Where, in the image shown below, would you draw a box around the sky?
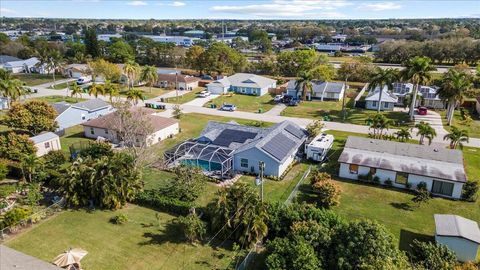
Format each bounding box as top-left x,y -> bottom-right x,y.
0,0 -> 479,20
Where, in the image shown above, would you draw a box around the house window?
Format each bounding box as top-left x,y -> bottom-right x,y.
349,164 -> 358,174
252,89 -> 257,95
370,168 -> 376,175
241,88 -> 246,93
372,101 -> 377,107
395,172 -> 408,185
104,129 -> 109,134
383,102 -> 389,108
90,127 -> 95,135
240,158 -> 248,168
44,142 -> 50,148
431,180 -> 454,197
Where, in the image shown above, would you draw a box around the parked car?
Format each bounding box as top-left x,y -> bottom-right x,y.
282,94 -> 294,104
201,74 -> 213,80
288,99 -> 300,106
76,76 -> 91,85
221,103 -> 237,111
418,106 -> 428,115
274,94 -> 283,103
198,91 -> 211,98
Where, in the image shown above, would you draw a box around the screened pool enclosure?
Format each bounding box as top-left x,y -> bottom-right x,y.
164,140 -> 234,178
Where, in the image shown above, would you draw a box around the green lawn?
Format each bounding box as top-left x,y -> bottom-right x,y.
119,86 -> 173,100
204,93 -> 276,113
12,74 -> 65,86
165,88 -> 205,104
297,129 -> 480,252
59,125 -> 92,155
48,82 -> 70,90
440,108 -> 480,138
5,205 -> 235,270
33,95 -> 86,104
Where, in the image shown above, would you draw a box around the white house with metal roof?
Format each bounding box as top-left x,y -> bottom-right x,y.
165,120 -> 307,178
286,80 -> 346,101
434,214 -> 480,262
53,99 -> 113,130
30,132 -> 61,157
338,136 -> 467,199
364,86 -> 398,111
2,57 -> 47,74
206,73 -> 277,96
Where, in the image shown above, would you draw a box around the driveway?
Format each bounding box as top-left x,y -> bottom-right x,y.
414,110 -> 449,137
183,94 -> 219,107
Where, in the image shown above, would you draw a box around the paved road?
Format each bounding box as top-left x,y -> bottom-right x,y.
26,83 -> 480,148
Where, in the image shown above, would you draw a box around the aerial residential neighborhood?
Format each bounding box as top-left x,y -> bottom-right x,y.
0,1 -> 479,269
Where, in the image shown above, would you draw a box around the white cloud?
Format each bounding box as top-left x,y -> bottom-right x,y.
0,8 -> 17,14
126,1 -> 148,6
358,2 -> 401,11
210,0 -> 351,18
156,1 -> 186,7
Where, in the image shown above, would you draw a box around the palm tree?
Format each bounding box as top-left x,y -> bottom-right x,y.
21,154 -> 42,183
295,71 -> 313,101
140,65 -> 158,93
69,83 -> 83,101
88,83 -> 105,98
37,49 -> 64,88
400,56 -> 436,120
443,126 -> 469,149
126,89 -> 144,105
103,80 -> 119,103
123,61 -> 140,90
438,69 -> 472,126
0,78 -> 26,106
368,68 -> 399,113
366,114 -> 393,139
395,127 -> 412,142
415,121 -> 437,145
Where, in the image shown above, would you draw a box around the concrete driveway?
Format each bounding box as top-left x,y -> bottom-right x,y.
183,94 -> 219,107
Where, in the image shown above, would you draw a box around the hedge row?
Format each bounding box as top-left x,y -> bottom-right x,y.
134,190 -> 194,216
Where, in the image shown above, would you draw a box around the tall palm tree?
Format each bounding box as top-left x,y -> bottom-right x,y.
140,65 -> 158,93
103,80 -> 119,103
126,89 -> 144,105
400,56 -> 436,121
368,68 -> 399,113
295,71 -> 313,101
69,83 -> 83,101
443,126 -> 469,149
88,83 -> 105,98
415,121 -> 437,145
395,127 -> 412,142
438,69 -> 472,126
366,114 -> 393,139
123,61 -> 140,90
37,49 -> 64,88
0,78 -> 26,106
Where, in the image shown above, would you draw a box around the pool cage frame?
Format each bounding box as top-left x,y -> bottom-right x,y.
164,140 -> 234,178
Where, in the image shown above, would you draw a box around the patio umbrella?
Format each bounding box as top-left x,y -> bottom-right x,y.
52,248 -> 88,268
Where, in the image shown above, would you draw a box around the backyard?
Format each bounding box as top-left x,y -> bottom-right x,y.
204,93 -> 275,113
12,74 -> 65,86
119,86 -> 172,100
164,88 -> 205,104
440,107 -> 480,138
33,95 -> 86,104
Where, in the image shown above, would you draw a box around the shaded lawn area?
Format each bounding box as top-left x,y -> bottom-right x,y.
440,108 -> 480,138
5,205 -> 235,270
59,125 -> 92,155
12,74 -> 65,86
33,95 -> 87,104
237,163 -> 310,203
297,129 -> 480,252
119,86 -> 172,100
282,96 -> 411,126
166,87 -> 205,104
204,93 -> 275,113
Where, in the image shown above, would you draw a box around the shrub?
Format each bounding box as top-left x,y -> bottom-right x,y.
417,181 -> 427,190
309,170 -> 331,185
0,160 -> 8,180
0,184 -> 17,198
461,181 -> 478,202
405,182 -> 412,189
372,176 -> 380,185
410,240 -> 457,270
110,213 -> 129,225
78,141 -> 113,159
176,213 -> 206,243
384,179 -> 393,186
312,180 -> 341,208
43,150 -> 67,168
1,207 -> 32,229
135,190 -> 194,216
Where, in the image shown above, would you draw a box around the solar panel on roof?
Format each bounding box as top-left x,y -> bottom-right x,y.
212,129 -> 257,147
261,133 -> 296,161
285,124 -> 304,139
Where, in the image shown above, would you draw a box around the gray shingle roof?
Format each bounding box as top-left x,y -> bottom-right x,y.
52,102 -> 70,115
0,55 -> 21,64
435,214 -> 480,244
338,136 -> 467,182
0,245 -> 62,270
287,80 -> 345,94
30,132 -> 59,144
213,73 -> 276,89
72,98 -> 110,111
365,87 -> 398,103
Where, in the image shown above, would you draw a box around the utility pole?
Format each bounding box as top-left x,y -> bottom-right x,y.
259,161 -> 265,202
342,75 -> 349,122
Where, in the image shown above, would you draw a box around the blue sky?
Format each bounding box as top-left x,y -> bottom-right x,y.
1,1 -> 479,20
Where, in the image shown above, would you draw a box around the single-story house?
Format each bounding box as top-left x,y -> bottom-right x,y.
82,108 -> 179,147
3,57 -> 46,74
434,214 -> 480,262
0,55 -> 21,69
155,73 -> 201,91
165,120 -> 307,178
365,86 -> 398,111
338,136 -> 467,199
285,80 -> 346,101
206,73 -> 277,96
476,96 -> 480,115
392,83 -> 445,109
53,98 -> 113,130
0,245 -> 62,270
63,63 -> 89,78
30,132 -> 61,157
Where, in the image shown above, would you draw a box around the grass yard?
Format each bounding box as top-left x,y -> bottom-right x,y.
165,88 -> 205,104
5,205 -> 235,270
12,74 -> 65,86
33,95 -> 86,104
297,129 -> 480,252
59,125 -> 92,155
238,163 -> 310,203
440,108 -> 480,138
119,86 -> 173,100
48,82 -> 70,90
204,93 -> 275,113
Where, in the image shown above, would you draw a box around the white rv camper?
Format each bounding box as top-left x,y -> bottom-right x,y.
305,133 -> 334,162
